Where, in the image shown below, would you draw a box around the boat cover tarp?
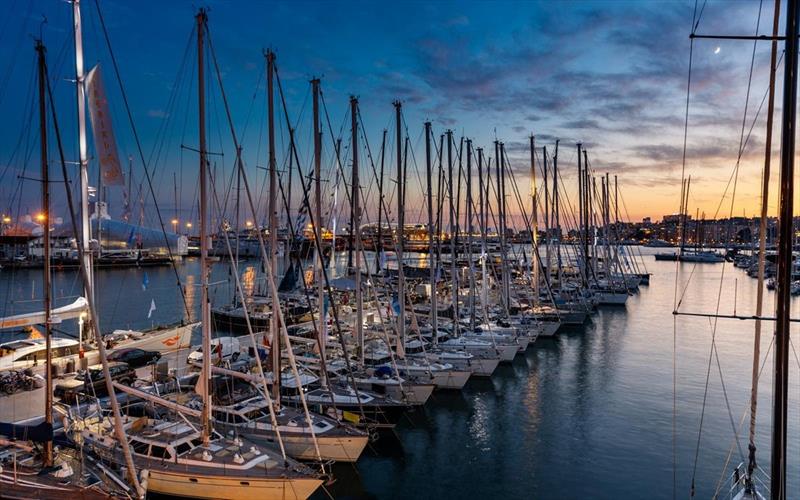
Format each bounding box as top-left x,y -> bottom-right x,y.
0,421 -> 53,443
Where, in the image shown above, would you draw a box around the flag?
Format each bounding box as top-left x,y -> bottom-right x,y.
142,272 -> 150,291
148,299 -> 156,318
86,65 -> 124,186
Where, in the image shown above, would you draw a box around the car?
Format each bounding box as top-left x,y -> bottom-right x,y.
54,361 -> 135,403
108,348 -> 161,368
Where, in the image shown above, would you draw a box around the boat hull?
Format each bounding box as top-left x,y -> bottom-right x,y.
240,431 -> 369,463
145,469 -> 322,500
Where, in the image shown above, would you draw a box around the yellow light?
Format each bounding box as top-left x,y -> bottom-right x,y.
186,222 -> 193,228
171,219 -> 179,225
2,216 -> 10,224
35,213 -> 46,222
245,221 -> 253,228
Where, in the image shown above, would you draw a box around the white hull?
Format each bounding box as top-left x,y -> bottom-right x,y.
596,292 -> 628,305
244,432 -> 368,463
430,369 -> 471,389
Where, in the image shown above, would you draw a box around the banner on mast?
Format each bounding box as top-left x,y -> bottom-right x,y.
86,65 -> 125,186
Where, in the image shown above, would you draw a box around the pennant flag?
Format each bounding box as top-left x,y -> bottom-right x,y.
147,299 -> 156,318
86,65 -> 124,186
142,272 -> 150,291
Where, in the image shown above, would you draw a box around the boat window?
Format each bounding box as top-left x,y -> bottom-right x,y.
175,442 -> 193,455
150,445 -> 170,459
130,440 -> 149,455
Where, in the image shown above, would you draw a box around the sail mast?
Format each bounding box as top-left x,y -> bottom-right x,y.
266,49 -> 280,404
376,130 -> 387,271
772,0 -> 799,496
394,101 -> 405,348
425,122 -> 437,339
466,140 -> 475,331
531,136 -> 539,301
72,0 -> 92,358
351,96 -> 364,367
749,0 -> 781,480
312,78 -> 325,385
448,131 -> 457,333
196,8 -> 212,446
35,39 -> 53,468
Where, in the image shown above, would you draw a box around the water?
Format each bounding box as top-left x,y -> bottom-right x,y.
2,247 -> 799,498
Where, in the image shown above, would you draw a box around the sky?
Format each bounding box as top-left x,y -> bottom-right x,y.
0,0 -> 785,232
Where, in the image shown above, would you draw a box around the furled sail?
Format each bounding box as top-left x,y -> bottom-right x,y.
0,297 -> 88,330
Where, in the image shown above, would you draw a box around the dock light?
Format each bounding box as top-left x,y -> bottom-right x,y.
171,219 -> 179,225
35,213 -> 46,223
2,216 -> 10,223
245,221 -> 253,228
186,222 -> 193,228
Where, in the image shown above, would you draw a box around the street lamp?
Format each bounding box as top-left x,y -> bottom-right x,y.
171,219 -> 179,232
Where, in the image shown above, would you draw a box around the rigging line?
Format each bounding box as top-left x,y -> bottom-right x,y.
92,0 -> 192,319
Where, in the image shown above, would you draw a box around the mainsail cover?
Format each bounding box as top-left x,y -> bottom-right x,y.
0,297 -> 88,330
86,64 -> 125,186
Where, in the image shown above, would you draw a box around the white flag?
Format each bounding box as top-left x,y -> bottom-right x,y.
148,299 -> 156,318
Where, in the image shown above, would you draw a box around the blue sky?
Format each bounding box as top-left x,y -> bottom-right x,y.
0,0 -> 781,230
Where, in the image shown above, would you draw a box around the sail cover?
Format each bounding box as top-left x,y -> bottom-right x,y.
86,64 -> 125,186
0,297 -> 88,330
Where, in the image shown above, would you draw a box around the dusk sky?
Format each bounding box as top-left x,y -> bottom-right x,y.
0,0 -> 781,230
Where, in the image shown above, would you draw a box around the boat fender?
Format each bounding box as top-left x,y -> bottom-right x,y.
233,437 -> 243,447
139,469 -> 150,492
202,450 -> 213,462
233,453 -> 244,464
250,446 -> 260,455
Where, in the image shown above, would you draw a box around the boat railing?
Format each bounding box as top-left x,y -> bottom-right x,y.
724,462 -> 769,499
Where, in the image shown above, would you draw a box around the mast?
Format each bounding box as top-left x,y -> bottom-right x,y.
553,140 -> 562,289
577,143 -> 587,287
584,149 -> 591,282
749,0 -> 781,482
478,148 -> 488,319
543,146 -> 550,280
500,142 -> 510,312
466,139 -> 475,330
494,140 -> 503,308
36,39 -> 53,468
312,78 -> 326,385
772,0 -> 799,496
351,96 -> 364,366
447,130 -> 457,333
266,49 -> 280,404
196,9 -> 212,446
72,0 -> 92,357
394,101 -> 405,348
376,130 -> 387,271
531,136 -> 539,301
425,122 -> 437,339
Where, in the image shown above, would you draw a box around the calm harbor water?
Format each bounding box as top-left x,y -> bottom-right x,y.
1,247 -> 799,499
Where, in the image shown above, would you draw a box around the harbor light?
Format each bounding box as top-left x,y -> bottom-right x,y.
2,216 -> 10,223
245,221 -> 253,228
186,222 -> 193,229
35,213 -> 46,222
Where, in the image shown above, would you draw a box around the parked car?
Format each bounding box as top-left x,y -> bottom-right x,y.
54,361 -> 135,403
187,337 -> 241,366
108,348 -> 161,368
